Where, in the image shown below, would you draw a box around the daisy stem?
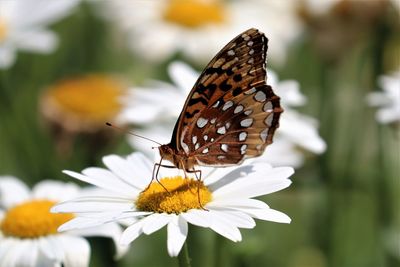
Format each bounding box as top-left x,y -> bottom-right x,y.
177,241 -> 192,267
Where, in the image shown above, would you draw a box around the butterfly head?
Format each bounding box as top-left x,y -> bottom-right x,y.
159,144 -> 196,170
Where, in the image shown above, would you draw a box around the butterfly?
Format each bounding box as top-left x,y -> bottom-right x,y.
157,28 -> 283,179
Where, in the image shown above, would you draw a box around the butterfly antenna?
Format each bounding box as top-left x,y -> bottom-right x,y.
105,122 -> 162,146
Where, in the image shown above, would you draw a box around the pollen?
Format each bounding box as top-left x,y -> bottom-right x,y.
136,176 -> 212,214
0,200 -> 74,238
41,75 -> 125,131
0,18 -> 7,42
163,0 -> 225,28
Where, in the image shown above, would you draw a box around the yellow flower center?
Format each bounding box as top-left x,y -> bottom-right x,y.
136,176 -> 212,214
43,75 -> 124,125
0,200 -> 74,238
163,0 -> 225,28
0,18 -> 7,42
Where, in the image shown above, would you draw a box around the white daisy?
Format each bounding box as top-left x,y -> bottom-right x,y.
367,70 -> 400,125
100,0 -> 302,65
124,61 -> 326,167
52,152 -> 293,257
0,0 -> 80,69
0,176 -> 127,267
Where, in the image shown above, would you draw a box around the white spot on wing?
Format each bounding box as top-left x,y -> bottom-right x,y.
195,143 -> 200,150
240,144 -> 247,154
234,105 -> 244,114
263,101 -> 273,112
210,118 -> 216,124
225,122 -> 231,129
212,101 -> 220,108
203,135 -> 208,141
240,118 -> 253,127
222,101 -> 234,111
192,136 -> 197,144
239,132 -> 247,141
218,155 -> 226,160
210,138 -> 215,142
248,58 -> 254,64
202,148 -> 209,154
244,109 -> 253,115
244,87 -> 256,95
196,117 -> 208,128
260,128 -> 268,142
181,142 -> 189,154
217,126 -> 226,134
227,50 -> 235,56
221,144 -> 228,152
254,91 -> 266,102
247,41 -> 254,46
264,114 -> 273,126
249,49 -> 254,55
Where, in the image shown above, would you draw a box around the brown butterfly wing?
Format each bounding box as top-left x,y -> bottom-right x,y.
170,28 -> 283,166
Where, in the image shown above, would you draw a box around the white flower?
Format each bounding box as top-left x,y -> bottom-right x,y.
52,152 -> 293,257
100,0 -> 302,65
367,70 -> 400,124
0,176 -> 127,267
123,61 -> 326,168
0,0 -> 80,69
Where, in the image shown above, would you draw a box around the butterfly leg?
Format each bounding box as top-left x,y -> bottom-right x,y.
143,158 -> 172,193
186,168 -> 208,211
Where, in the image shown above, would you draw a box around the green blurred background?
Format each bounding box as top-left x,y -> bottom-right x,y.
0,1 -> 399,267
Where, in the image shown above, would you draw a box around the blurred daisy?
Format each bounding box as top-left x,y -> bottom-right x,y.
0,176 -> 126,267
367,70 -> 400,124
52,152 -> 293,257
101,0 -> 302,65
41,74 -> 128,133
0,0 -> 80,69
124,61 -> 326,168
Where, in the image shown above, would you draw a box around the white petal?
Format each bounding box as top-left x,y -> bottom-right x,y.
0,239 -> 39,267
142,213 -> 172,235
168,61 -> 198,92
0,46 -> 16,69
255,138 -> 305,168
32,180 -> 79,202
102,155 -> 144,190
181,209 -> 211,228
279,111 -> 326,154
243,208 -> 291,224
208,198 -> 269,210
63,169 -> 137,197
205,164 -> 255,189
120,220 -> 145,246
14,30 -> 58,53
58,217 -> 109,231
167,216 -> 188,257
52,196 -> 134,214
58,236 -> 90,267
214,178 -> 292,200
11,0 -> 80,28
211,210 -> 255,229
0,176 -> 30,208
208,211 -> 242,242
73,223 -> 128,259
41,236 -> 66,261
212,168 -> 293,200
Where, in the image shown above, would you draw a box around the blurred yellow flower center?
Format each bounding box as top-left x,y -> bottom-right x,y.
45,75 -> 123,123
163,0 -> 225,28
0,18 -> 7,42
0,200 -> 74,238
136,176 -> 212,214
